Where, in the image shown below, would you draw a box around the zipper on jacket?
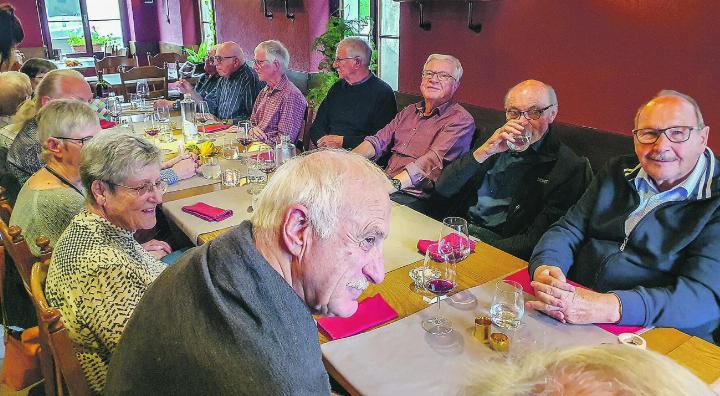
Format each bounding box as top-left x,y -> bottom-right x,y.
619,236 -> 628,252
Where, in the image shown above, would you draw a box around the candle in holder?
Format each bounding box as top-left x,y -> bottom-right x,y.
473,316 -> 492,343
489,332 -> 510,352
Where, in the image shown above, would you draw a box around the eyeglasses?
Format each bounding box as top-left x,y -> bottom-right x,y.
632,126 -> 700,144
505,104 -> 555,121
251,59 -> 270,66
334,56 -> 358,63
420,70 -> 456,82
53,135 -> 94,147
106,179 -> 168,196
212,56 -> 237,64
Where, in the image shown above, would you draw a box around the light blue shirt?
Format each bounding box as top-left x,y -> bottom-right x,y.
624,154 -> 707,235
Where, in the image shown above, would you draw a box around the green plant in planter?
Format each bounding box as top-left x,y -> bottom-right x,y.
308,16 -> 377,107
67,32 -> 84,47
67,29 -> 114,48
186,41 -> 209,65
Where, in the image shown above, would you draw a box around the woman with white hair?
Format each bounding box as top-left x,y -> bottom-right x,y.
10,99 -> 99,253
45,130 -> 172,394
0,71 -> 32,145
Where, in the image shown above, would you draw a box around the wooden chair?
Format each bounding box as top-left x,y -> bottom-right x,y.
94,55 -> 138,75
301,103 -> 316,152
0,220 -> 51,294
119,65 -> 169,99
31,261 -> 92,396
146,52 -> 187,68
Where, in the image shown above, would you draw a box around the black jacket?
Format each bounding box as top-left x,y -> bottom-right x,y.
434,127 -> 592,259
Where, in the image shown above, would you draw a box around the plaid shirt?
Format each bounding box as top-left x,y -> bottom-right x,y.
249,75 -> 307,145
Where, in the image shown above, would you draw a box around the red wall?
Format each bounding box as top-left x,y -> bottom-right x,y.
214,0 -> 328,71
4,0 -> 44,48
399,1 -> 720,150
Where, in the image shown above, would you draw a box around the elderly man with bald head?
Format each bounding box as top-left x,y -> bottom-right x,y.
436,80 -> 591,259
184,41 -> 264,122
528,91 -> 720,344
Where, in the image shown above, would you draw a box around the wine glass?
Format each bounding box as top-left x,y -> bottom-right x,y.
490,279 -> 525,330
195,101 -> 213,142
421,242 -> 456,336
222,136 -> 241,160
107,96 -> 121,122
274,132 -> 296,166
247,144 -> 274,195
439,217 -> 471,264
144,113 -> 160,144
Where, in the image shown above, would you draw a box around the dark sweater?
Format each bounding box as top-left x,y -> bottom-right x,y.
309,74 -> 397,150
104,221 -> 331,395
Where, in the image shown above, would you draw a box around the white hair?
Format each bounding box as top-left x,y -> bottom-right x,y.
37,99 -> 99,161
251,149 -> 390,239
0,71 -> 31,116
634,89 -> 705,129
255,40 -> 290,72
338,37 -> 372,67
424,54 -> 463,81
464,344 -> 713,396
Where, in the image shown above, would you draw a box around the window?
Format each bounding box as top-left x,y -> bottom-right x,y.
199,0 -> 216,44
42,0 -> 126,56
341,0 -> 399,90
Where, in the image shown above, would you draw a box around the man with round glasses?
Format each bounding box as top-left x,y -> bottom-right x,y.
353,53 -> 474,213
528,91 -> 720,345
435,80 -> 592,260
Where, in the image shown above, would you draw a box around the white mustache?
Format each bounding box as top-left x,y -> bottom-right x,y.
347,278 -> 369,291
647,153 -> 677,161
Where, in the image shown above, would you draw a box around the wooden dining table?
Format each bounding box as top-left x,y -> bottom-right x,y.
161,183 -> 720,392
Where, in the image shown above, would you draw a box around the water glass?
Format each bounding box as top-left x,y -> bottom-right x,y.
129,93 -> 143,110
107,96 -> 121,122
136,79 -> 150,99
195,101 -> 213,141
223,137 -> 241,160
440,217 -> 471,263
490,279 -> 525,330
506,129 -> 532,152
221,168 -> 241,187
200,157 -> 221,179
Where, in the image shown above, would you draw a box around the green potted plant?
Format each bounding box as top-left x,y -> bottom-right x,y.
308,16 -> 377,108
67,28 -> 113,53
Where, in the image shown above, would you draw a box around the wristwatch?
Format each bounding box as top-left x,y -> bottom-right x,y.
390,178 -> 402,192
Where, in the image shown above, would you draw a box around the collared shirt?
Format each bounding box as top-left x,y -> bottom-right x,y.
205,64 -> 265,122
249,74 -> 307,145
195,73 -> 220,98
365,100 -> 474,198
624,153 -> 707,235
468,134 -> 548,232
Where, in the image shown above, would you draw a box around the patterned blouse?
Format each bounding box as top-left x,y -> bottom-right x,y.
45,209 -> 167,394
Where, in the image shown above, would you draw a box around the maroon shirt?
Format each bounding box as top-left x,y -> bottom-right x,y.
366,100 -> 475,198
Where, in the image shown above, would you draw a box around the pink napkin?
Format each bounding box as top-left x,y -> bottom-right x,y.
417,233 -> 476,255
198,124 -> 231,133
249,152 -> 274,161
504,269 -> 644,335
317,294 -> 398,340
181,202 -> 233,222
100,119 -> 117,129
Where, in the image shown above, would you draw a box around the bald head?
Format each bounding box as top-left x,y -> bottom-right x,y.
38,69 -> 92,107
635,90 -> 704,129
215,41 -> 245,77
504,79 -> 557,109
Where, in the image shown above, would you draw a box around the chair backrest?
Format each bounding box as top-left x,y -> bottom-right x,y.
119,66 -> 168,99
0,186 -> 12,224
0,220 -> 51,294
31,261 -> 92,396
301,104 -> 316,152
146,52 -> 187,68
94,55 -> 138,75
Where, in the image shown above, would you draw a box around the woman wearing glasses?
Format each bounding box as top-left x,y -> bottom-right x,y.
10,99 -> 100,254
45,130 -> 171,394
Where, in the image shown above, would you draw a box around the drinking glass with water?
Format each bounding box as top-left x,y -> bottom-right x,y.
490,279 -> 525,329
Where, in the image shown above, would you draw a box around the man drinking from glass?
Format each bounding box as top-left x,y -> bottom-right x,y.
528,91 -> 720,345
434,80 -> 591,260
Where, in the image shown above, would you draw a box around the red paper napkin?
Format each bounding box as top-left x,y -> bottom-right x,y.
198,124 -> 231,133
417,233 -> 476,255
100,119 -> 117,129
317,294 -> 398,340
181,202 -> 233,222
249,152 -> 274,161
504,269 -> 645,335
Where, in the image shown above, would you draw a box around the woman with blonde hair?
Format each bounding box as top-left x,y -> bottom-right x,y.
0,71 -> 31,142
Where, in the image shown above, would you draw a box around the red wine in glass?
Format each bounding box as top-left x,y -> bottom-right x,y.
426,278 -> 455,296
259,162 -> 276,174
145,128 -> 159,136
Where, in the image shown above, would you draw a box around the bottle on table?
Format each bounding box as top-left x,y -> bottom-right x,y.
180,94 -> 198,143
95,71 -> 112,98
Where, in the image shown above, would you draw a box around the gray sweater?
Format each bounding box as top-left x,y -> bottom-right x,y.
105,221 -> 331,395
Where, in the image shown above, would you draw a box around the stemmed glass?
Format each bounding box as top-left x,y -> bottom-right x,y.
439,217 -> 471,264
248,144 -> 275,195
237,120 -> 255,165
156,106 -> 175,143
143,113 -> 160,144
136,79 -> 149,106
195,101 -> 213,142
421,242 -> 456,335
106,96 -> 121,123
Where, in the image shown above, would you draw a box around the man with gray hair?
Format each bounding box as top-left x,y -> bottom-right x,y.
353,53 -> 474,213
180,41 -> 264,122
528,90 -> 720,344
310,36 -> 397,150
247,39 -> 306,145
435,80 -> 591,259
105,149 -> 392,394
